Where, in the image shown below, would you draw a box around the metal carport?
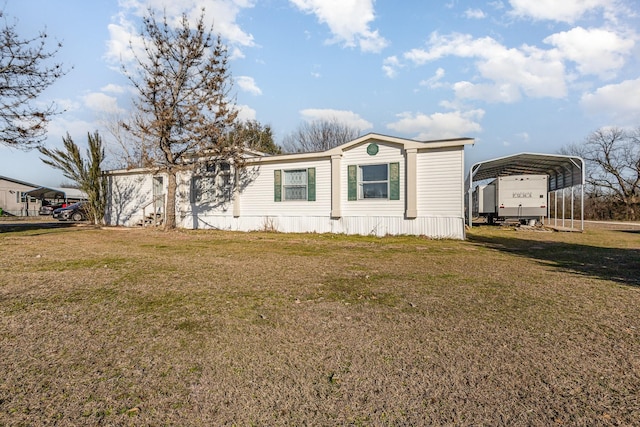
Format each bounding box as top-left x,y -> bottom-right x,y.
466,153 -> 585,230
25,187 -> 67,200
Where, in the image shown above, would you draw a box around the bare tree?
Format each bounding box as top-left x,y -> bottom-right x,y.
281,118 -> 360,153
122,9 -> 240,229
563,127 -> 640,220
0,9 -> 67,148
39,131 -> 107,225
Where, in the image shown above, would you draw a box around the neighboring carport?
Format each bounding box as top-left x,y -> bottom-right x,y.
25,187 -> 66,200
25,186 -> 87,203
466,153 -> 585,230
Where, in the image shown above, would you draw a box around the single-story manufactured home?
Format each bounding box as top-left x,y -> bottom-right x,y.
104,133 -> 474,239
0,175 -> 42,216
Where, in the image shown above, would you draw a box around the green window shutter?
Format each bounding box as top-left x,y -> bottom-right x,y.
307,167 -> 316,201
274,169 -> 282,202
389,162 -> 400,200
348,165 -> 357,201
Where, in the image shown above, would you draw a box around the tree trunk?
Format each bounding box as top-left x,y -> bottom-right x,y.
164,170 -> 177,230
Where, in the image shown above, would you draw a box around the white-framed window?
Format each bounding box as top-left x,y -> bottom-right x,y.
283,169 -> 308,201
18,192 -> 37,203
190,176 -> 217,204
347,162 -> 400,201
359,164 -> 388,199
274,168 -> 316,202
190,162 -> 232,204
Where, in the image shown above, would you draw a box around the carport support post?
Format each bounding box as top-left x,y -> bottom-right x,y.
553,190 -> 558,227
581,183 -> 584,231
571,186 -> 574,229
562,188 -> 566,228
468,186 -> 473,228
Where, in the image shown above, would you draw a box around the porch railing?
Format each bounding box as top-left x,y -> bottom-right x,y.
140,194 -> 165,227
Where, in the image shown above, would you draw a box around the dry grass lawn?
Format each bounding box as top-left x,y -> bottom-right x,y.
1,222 -> 638,425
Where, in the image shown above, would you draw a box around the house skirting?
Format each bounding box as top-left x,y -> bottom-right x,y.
180,214 -> 465,239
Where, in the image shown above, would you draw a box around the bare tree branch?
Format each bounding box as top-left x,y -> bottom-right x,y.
0,9 -> 68,148
281,118 -> 360,153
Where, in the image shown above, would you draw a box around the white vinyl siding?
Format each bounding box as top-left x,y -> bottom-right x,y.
417,147 -> 464,216
239,159 -> 331,216
105,173 -> 158,226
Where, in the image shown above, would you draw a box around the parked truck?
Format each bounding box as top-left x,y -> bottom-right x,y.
473,174 -> 548,224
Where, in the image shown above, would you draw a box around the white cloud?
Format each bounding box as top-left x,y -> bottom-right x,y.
236,104 -> 257,122
382,56 -> 403,78
508,0 -> 616,23
46,117 -> 98,146
453,81 -> 523,103
580,78 -> 640,124
106,1 -> 256,66
299,109 -> 373,131
105,18 -> 139,65
386,109 -> 484,140
55,98 -> 82,113
129,0 -> 256,46
419,68 -> 446,88
83,93 -> 124,114
100,84 -> 127,94
464,8 -> 486,19
236,76 -> 262,95
544,27 -> 635,79
289,0 -> 388,53
405,33 -> 567,101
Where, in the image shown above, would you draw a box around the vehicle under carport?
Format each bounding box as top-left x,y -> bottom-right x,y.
466,153 -> 585,230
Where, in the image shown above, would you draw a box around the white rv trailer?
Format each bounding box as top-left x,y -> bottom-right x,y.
473,174 -> 548,224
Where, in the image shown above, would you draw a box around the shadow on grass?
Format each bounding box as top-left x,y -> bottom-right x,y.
619,230 -> 640,235
467,231 -> 640,287
0,221 -> 83,234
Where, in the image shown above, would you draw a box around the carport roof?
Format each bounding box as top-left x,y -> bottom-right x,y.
25,186 -> 87,200
467,152 -> 584,192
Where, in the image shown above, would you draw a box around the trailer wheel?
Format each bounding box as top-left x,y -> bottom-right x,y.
487,214 -> 495,225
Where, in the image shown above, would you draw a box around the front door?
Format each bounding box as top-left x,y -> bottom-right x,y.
152,176 -> 164,215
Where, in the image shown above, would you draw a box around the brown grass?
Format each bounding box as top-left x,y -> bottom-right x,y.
0,223 -> 638,425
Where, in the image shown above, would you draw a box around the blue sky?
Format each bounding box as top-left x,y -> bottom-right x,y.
2,0 -> 639,187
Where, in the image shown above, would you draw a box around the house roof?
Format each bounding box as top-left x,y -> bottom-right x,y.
0,174 -> 40,188
332,132 -> 474,152
249,133 -> 475,164
467,152 -> 585,192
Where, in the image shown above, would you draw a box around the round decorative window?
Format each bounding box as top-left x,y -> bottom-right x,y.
366,143 -> 379,156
